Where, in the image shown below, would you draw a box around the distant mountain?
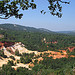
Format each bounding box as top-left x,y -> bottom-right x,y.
38,28 -> 52,33
0,23 -> 54,33
56,31 -> 75,35
1,23 -> 75,35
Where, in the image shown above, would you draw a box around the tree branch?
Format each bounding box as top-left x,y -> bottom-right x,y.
0,16 -> 11,19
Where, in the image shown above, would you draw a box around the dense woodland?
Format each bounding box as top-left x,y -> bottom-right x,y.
0,29 -> 75,52
0,24 -> 75,75
0,57 -> 75,75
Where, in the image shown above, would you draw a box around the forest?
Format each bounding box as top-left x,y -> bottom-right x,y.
0,57 -> 75,75
0,0 -> 74,74
0,24 -> 75,75
0,29 -> 75,52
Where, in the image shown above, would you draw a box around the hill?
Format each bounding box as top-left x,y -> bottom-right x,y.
1,23 -> 75,35
0,41 -> 75,75
0,23 -> 75,52
0,24 -> 75,75
56,31 -> 75,35
0,23 -> 54,33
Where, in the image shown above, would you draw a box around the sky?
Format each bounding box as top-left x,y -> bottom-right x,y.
0,0 -> 75,31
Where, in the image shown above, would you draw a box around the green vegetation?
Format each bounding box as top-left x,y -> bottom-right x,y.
10,56 -> 15,60
15,50 -> 21,56
0,49 -> 7,58
0,24 -> 75,75
32,57 -> 75,75
0,57 -> 75,75
7,60 -> 15,66
69,48 -> 75,55
20,53 -> 34,64
0,0 -> 69,19
0,28 -> 75,52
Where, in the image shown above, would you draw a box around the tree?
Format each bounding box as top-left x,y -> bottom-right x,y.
0,49 -> 7,58
15,50 -> 21,56
0,0 -> 70,19
7,60 -> 15,66
10,56 -> 15,60
32,64 -> 44,72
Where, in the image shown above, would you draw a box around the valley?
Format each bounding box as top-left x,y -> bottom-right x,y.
0,24 -> 75,75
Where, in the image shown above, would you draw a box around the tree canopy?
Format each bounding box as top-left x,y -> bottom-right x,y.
0,0 -> 70,19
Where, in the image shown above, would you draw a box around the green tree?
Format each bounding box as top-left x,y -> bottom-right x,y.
32,64 -> 44,72
0,49 -> 7,58
10,56 -> 15,60
15,50 -> 21,56
0,0 -> 69,19
7,60 -> 15,66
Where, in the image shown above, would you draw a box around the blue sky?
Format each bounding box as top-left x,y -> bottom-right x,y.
0,0 -> 75,31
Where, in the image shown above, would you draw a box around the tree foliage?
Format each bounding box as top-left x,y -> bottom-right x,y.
0,49 -> 7,58
47,0 -> 70,18
0,0 -> 69,19
0,28 -> 75,52
0,57 -> 74,75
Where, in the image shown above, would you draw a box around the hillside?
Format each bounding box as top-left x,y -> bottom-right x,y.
0,42 -> 75,70
0,24 -> 75,75
56,31 -> 75,35
0,24 -> 75,52
1,23 -> 75,35
0,23 -> 54,33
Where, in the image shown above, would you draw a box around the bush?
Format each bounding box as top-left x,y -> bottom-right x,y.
10,56 -> 15,60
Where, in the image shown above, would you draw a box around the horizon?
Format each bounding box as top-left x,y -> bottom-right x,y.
0,0 -> 75,31
0,23 -> 75,32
